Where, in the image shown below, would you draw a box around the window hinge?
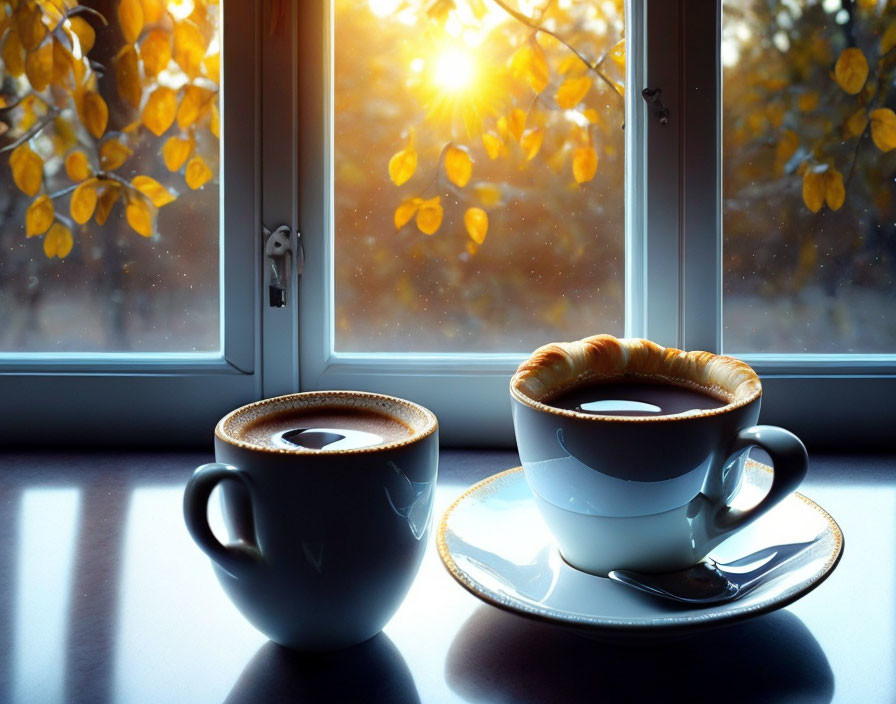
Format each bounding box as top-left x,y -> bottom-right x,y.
263,224 -> 303,308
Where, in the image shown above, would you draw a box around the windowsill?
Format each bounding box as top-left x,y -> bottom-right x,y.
0,448 -> 892,702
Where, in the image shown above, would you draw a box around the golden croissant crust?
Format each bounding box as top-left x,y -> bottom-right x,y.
510,335 -> 761,411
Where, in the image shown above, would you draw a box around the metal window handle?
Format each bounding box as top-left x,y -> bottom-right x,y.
263,224 -> 302,308
642,87 -> 671,125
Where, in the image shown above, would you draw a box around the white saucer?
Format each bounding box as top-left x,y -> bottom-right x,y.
437,461 -> 843,637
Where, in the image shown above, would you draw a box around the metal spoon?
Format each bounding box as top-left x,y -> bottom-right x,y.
607,537 -> 820,605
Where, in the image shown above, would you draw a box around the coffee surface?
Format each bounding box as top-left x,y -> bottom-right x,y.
236,406 -> 414,450
545,379 -> 728,417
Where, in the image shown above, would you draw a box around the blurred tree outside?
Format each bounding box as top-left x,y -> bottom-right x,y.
723,0 -> 896,352
0,0 -> 219,352
3,0 -> 892,356
334,0 -> 627,352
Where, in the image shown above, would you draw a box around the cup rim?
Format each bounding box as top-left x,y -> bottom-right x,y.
215,390 -> 438,454
510,335 -> 762,423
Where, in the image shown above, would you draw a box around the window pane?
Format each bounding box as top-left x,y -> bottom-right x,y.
0,0 -> 220,353
723,0 -> 895,354
333,0 -> 625,353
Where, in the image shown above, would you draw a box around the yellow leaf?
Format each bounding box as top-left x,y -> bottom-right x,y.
507,108 -> 526,142
141,86 -> 177,136
802,168 -> 826,213
555,76 -> 591,109
16,3 -> 46,51
882,21 -> 896,55
70,178 -> 98,224
125,195 -> 154,237
10,144 -> 43,196
173,20 -> 207,78
115,45 -> 142,108
797,91 -> 819,112
473,182 -> 502,207
2,31 -> 25,77
118,0 -> 144,44
140,0 -> 165,24
464,207 -> 488,244
162,136 -> 194,171
69,16 -> 95,54
775,129 -> 799,164
520,127 -> 544,161
95,185 -> 120,226
76,89 -> 109,139
65,150 -> 90,181
415,196 -> 443,236
185,155 -> 212,189
177,84 -> 211,129
100,138 -> 132,170
510,39 -> 549,94
765,102 -> 785,129
572,146 -> 598,184
844,108 -> 868,139
834,48 -> 868,95
43,222 -> 73,258
26,195 -> 54,237
51,39 -> 71,85
210,103 -> 220,138
203,52 -> 219,81
870,108 -> 896,151
482,132 -> 501,159
25,40 -> 53,92
557,54 -> 585,75
825,168 -> 845,211
444,145 -> 473,187
394,197 -> 422,230
140,29 -> 171,77
608,38 -> 625,69
388,143 -> 417,186
132,174 -> 176,207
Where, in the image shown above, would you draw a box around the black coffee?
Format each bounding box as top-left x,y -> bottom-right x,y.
545,379 -> 729,417
237,407 -> 413,450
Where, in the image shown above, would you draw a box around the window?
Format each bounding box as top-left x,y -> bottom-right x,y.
299,0 -> 895,447
3,0 -> 893,447
0,1 -> 260,444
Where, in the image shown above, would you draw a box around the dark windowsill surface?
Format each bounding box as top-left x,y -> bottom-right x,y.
0,449 -> 892,702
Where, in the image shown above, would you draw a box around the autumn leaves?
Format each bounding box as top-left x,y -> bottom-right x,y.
2,0 -> 219,259
800,32 -> 896,214
389,29 -> 620,250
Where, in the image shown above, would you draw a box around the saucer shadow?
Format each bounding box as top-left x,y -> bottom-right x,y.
447,606 -> 833,704
225,633 -> 420,704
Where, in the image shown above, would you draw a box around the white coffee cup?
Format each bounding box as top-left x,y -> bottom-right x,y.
510,335 -> 808,576
183,391 -> 439,651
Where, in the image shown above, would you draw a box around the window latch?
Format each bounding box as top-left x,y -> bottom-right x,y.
263,224 -> 303,308
641,87 -> 671,126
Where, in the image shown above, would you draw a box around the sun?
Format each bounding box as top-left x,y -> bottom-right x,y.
432,48 -> 477,92
415,43 -> 510,137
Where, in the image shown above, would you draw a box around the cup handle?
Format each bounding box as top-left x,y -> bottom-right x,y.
183,462 -> 263,578
712,425 -> 809,538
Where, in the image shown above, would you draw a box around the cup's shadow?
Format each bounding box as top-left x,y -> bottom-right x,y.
446,606 -> 833,703
224,633 -> 420,704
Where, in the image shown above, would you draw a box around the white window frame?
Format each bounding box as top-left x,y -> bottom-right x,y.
0,1 -> 264,445
2,0 -> 891,449
297,0 -> 896,448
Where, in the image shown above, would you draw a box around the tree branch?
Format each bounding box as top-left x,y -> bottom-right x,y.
0,109 -> 61,153
488,0 -> 623,100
